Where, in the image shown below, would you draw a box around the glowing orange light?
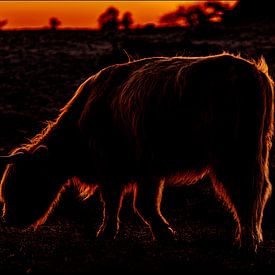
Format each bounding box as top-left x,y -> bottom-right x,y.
0,1 -> 238,30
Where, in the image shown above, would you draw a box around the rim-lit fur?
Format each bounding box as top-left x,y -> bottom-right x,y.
0,53 -> 273,251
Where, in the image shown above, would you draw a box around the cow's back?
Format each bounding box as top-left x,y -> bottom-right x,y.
78,54 -> 267,179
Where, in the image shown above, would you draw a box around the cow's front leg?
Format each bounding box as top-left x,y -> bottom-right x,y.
96,185 -> 124,239
134,177 -> 175,240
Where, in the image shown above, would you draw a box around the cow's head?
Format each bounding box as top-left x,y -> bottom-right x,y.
0,145 -> 68,229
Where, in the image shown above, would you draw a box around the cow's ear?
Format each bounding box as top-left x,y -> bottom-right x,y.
0,152 -> 26,164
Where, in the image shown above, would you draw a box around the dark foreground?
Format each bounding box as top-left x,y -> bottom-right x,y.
1,187 -> 275,274
1,22 -> 275,273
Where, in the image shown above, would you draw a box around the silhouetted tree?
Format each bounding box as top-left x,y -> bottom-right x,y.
98,7 -> 120,31
159,6 -> 187,27
143,23 -> 156,30
186,6 -> 209,29
206,1 -> 233,24
49,17 -> 61,30
160,2 -> 242,29
121,12 -> 133,30
0,19 -> 8,30
160,5 -> 211,29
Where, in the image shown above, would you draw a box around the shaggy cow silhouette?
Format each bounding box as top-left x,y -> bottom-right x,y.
0,53 -> 274,252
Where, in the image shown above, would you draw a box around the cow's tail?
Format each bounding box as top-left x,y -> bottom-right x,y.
255,57 -> 274,237
242,57 -> 274,244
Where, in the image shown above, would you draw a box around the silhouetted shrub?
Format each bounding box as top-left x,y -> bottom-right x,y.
121,12 -> 133,30
98,7 -> 120,31
0,19 -> 8,30
49,17 -> 62,30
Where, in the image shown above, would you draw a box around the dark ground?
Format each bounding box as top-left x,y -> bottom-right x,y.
1,22 -> 275,273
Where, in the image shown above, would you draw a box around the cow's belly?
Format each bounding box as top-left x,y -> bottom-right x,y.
165,167 -> 211,186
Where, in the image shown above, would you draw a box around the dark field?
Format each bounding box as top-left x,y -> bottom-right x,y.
1,22 -> 275,273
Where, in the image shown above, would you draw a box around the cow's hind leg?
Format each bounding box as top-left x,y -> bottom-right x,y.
211,160 -> 267,253
257,138 -> 273,243
134,177 -> 175,240
96,184 -> 124,239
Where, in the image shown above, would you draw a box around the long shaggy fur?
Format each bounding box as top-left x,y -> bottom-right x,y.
0,53 -> 273,251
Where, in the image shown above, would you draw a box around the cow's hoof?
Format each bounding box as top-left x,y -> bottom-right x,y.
153,226 -> 177,242
234,238 -> 259,258
96,227 -> 118,240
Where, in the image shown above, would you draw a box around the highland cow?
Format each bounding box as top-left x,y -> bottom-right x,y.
0,53 -> 274,252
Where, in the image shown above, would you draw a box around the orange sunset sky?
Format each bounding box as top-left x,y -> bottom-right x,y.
0,1 -> 238,30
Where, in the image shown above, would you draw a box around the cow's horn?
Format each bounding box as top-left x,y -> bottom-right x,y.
0,152 -> 25,163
